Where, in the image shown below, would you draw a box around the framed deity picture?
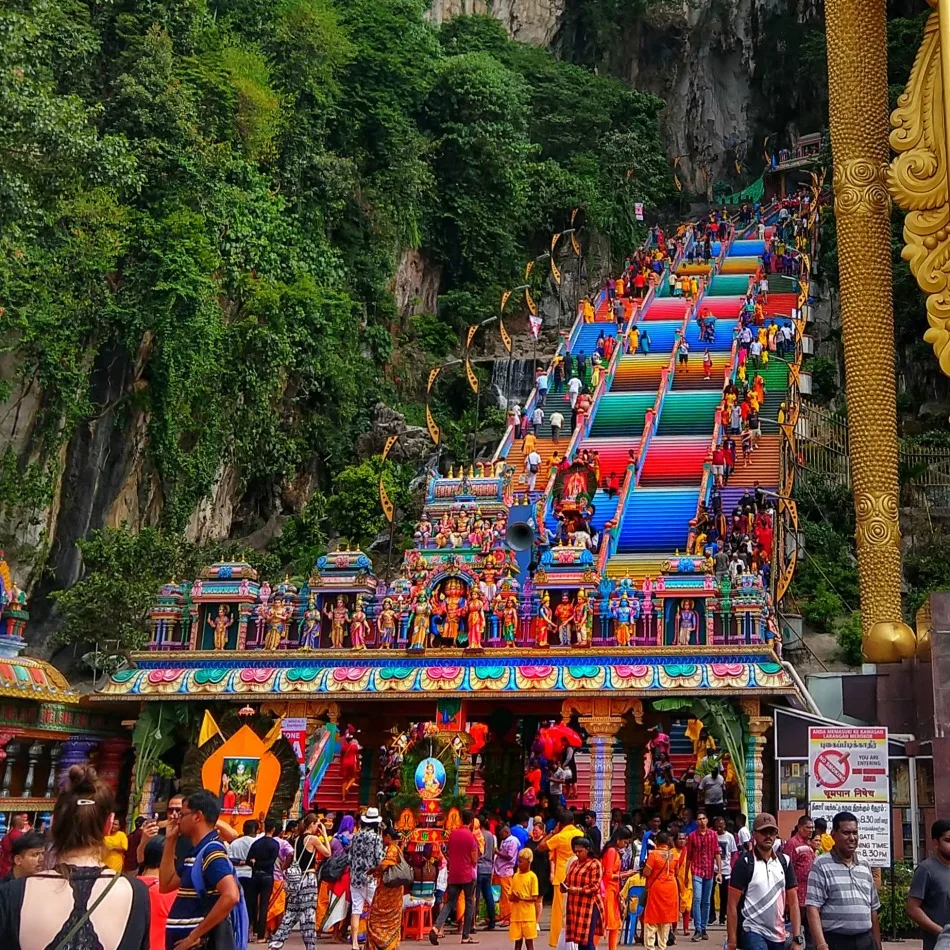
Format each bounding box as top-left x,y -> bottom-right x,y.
220,756 -> 259,814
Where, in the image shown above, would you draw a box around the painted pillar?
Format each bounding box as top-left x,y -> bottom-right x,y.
95,737 -> 131,795
587,732 -> 617,839
0,741 -> 21,797
45,743 -> 63,798
22,742 -> 43,797
744,716 -> 772,818
57,738 -> 99,787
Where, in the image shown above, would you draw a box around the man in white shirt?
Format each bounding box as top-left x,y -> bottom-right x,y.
549,411 -> 565,444
531,406 -> 544,435
749,339 -> 763,372
526,450 -> 542,493
736,814 -> 752,851
536,372 -> 549,401
567,375 -> 582,408
228,819 -> 263,890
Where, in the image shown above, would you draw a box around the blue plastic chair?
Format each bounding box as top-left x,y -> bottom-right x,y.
622,885 -> 646,945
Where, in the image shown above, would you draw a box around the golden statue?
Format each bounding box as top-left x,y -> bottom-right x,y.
323,594 -> 349,649
208,604 -> 234,650
823,0 -> 916,661
265,597 -> 291,651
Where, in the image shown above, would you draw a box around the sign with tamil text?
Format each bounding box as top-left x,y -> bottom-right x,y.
808,727 -> 889,802
808,726 -> 891,867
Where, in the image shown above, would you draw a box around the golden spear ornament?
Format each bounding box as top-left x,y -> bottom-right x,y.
824,0 -> 916,661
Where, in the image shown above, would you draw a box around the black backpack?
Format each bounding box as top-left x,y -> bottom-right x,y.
733,849 -> 790,949
319,844 -> 350,882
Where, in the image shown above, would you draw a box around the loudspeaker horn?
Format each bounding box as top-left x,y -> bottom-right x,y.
505,520 -> 535,551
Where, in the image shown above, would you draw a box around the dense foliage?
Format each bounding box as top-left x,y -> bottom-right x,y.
3,1 -> 670,650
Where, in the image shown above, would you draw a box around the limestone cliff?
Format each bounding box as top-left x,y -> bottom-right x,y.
428,0 -> 827,192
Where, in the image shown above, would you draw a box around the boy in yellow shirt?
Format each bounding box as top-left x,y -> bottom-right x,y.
509,848 -> 539,950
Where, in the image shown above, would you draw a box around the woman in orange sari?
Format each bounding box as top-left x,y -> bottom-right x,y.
673,831 -> 692,937
367,826 -> 405,950
601,825 -> 635,950
642,832 -> 680,950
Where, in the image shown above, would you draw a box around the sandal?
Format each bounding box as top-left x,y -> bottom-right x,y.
461,940 -> 480,945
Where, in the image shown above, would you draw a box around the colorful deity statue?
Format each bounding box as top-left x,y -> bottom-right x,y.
265,597 -> 292,651
433,579 -> 468,646
324,594 -> 350,649
535,592 -> 554,648
350,594 -> 370,651
409,593 -> 431,652
414,513 -> 433,547
299,594 -> 320,650
377,597 -> 397,649
208,604 -> 234,650
554,593 -> 574,646
501,597 -> 519,646
573,590 -> 592,646
612,591 -> 634,647
675,598 -> 699,646
466,588 -> 486,651
456,507 -> 472,538
480,569 -> 499,606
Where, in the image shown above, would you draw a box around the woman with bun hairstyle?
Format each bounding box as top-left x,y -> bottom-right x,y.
0,763 -> 150,950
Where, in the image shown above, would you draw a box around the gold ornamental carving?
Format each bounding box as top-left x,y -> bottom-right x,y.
834,159 -> 892,216
825,0 -> 915,661
889,0 -> 950,375
854,490 -> 900,548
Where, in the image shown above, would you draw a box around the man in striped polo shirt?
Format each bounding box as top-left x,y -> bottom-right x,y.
805,811 -> 881,950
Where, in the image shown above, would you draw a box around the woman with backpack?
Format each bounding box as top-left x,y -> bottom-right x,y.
318,816 -> 355,938
268,813 -> 331,950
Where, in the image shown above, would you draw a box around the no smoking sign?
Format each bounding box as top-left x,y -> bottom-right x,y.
813,749 -> 851,788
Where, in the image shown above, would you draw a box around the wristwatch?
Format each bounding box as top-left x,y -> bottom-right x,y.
791,936 -> 805,945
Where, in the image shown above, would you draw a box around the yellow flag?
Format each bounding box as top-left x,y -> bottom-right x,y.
466,324 -> 478,348
525,260 -> 534,280
381,434 -> 398,463
551,257 -> 561,286
465,358 -> 479,394
262,715 -> 284,751
571,207 -> 579,227
551,232 -> 561,253
198,710 -> 223,747
500,318 -> 512,353
380,478 -> 394,523
426,403 -> 440,445
426,366 -> 441,394
673,156 -> 682,192
501,290 -> 512,312
763,136 -> 771,165
525,287 -> 537,316
571,232 -> 581,256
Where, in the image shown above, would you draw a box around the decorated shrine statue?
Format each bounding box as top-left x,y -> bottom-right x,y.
377,597 -> 397,649
208,604 -> 234,650
432,579 -> 467,646
350,595 -> 370,650
324,594 -> 350,649
501,596 -> 519,646
466,587 -> 486,651
555,593 -> 574,646
535,592 -> 554,648
265,597 -> 291,651
675,598 -> 699,646
573,589 -> 592,646
299,594 -> 320,650
409,592 -> 430,652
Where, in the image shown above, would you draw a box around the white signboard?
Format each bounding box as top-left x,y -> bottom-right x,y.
808,726 -> 891,867
808,800 -> 891,867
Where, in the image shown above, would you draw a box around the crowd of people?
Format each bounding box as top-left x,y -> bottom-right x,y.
1,761 -> 950,950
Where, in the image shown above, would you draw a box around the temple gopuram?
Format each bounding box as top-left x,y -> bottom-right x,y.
96,210 -> 812,834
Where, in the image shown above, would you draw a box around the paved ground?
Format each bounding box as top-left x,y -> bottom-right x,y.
275,915 -> 923,950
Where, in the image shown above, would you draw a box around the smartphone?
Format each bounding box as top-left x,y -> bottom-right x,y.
152,813 -> 159,821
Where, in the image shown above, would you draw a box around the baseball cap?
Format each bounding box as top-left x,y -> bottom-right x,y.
753,813 -> 779,833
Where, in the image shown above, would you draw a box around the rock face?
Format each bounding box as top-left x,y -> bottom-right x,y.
429,0 -> 823,192
392,249 -> 442,317
355,404 -> 434,464
426,0 -> 564,45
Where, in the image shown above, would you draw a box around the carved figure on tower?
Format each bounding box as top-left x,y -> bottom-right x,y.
433,579 -> 468,646
466,587 -> 486,651
208,604 -> 234,650
555,593 -> 574,647
573,589 -> 591,647
409,592 -> 431,652
265,596 -> 291,651
377,597 -> 397,649
502,596 -> 519,647
324,594 -> 350,649
299,594 -> 320,650
535,592 -> 554,648
414,513 -> 433,547
675,598 -> 699,646
350,594 -> 370,651
612,591 -> 634,647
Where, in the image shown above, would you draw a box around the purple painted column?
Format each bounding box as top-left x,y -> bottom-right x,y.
57,738 -> 99,787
